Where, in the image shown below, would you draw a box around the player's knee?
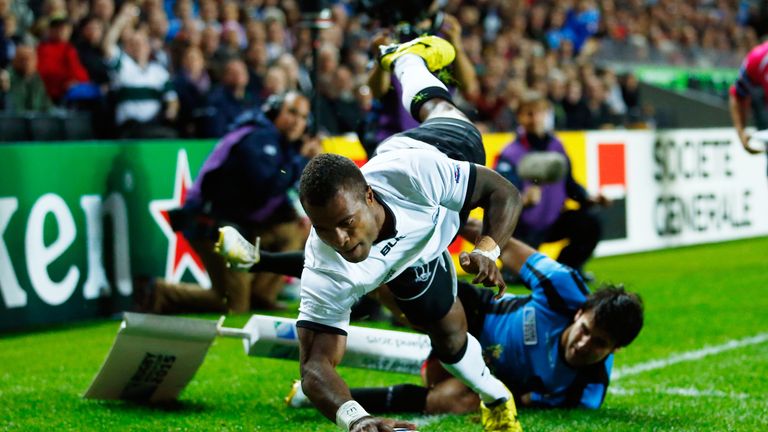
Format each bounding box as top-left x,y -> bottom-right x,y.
425,380 -> 479,414
421,100 -> 467,123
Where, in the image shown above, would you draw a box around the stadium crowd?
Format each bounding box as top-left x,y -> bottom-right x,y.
0,0 -> 764,139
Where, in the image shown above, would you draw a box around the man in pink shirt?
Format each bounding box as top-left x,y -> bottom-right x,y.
729,40 -> 768,160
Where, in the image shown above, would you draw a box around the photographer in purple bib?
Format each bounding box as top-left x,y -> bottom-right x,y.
495,93 -> 611,282
138,91 -> 320,314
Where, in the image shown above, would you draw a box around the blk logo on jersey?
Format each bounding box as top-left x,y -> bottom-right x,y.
380,235 -> 406,256
453,164 -> 461,183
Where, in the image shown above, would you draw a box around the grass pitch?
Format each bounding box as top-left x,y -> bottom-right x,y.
1,237 -> 767,431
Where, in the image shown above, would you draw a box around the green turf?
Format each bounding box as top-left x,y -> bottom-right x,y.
1,237 -> 767,431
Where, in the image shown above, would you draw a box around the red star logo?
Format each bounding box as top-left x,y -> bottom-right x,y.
149,149 -> 211,288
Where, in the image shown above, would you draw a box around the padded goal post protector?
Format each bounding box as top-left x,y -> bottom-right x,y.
85,313 -> 432,403
84,313 -> 219,402
238,315 -> 432,375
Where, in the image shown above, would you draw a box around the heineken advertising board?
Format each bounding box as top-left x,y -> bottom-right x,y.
0,140 -> 216,331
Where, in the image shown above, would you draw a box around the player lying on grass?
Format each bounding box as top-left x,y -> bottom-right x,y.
217,220 -> 644,414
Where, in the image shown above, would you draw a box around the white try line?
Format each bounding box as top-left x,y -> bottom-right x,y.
610,386 -> 749,400
612,332 -> 768,381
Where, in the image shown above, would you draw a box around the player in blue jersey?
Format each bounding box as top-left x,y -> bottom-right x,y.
283,228 -> 643,413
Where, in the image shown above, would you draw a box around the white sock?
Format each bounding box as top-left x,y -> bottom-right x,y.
440,334 -> 509,404
393,53 -> 449,115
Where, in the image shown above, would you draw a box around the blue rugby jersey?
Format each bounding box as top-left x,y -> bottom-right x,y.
477,253 -> 612,409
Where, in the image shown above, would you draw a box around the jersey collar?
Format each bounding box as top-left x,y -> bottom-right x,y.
372,190 -> 398,243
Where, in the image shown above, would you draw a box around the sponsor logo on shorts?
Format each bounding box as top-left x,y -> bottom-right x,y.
413,263 -> 432,283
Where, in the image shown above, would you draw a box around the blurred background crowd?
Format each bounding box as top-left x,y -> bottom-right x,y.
0,0 -> 766,140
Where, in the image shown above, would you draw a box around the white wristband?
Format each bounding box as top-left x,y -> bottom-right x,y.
470,245 -> 501,262
336,400 -> 370,431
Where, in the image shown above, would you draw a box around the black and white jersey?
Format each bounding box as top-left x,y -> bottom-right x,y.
297,138 -> 477,332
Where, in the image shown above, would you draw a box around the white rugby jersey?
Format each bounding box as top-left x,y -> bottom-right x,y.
297,137 -> 476,332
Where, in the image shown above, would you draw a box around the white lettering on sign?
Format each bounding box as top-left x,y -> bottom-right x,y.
81,195 -> 110,300
26,193 -> 79,306
0,197 -> 26,308
654,190 -> 752,236
81,194 -> 132,299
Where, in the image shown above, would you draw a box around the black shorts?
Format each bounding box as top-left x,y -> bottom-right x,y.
395,117 -> 486,165
387,251 -> 457,326
395,117 -> 485,225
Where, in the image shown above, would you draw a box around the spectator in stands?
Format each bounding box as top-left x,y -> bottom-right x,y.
220,1 -> 246,49
66,0 -> 89,26
37,16 -> 90,103
205,58 -> 258,138
0,44 -> 52,112
562,80 -> 591,130
200,25 -> 221,67
174,46 -> 210,137
168,18 -> 202,70
244,41 -> 267,97
314,65 -> 361,135
548,74 -> 568,129
209,26 -> 241,81
601,68 -> 627,124
75,15 -> 109,89
91,0 -> 114,25
261,64 -> 287,99
584,77 -> 614,129
264,8 -> 289,62
167,0 -> 194,41
146,7 -> 171,69
103,3 -> 178,138
495,93 -> 610,280
276,52 -> 312,95
621,72 -> 642,125
0,3 -> 18,70
199,0 -> 221,33
1,0 -> 32,38
141,91 -> 318,314
564,0 -> 600,53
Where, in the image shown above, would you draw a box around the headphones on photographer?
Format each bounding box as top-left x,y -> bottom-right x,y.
261,90 -> 314,132
261,92 -> 289,121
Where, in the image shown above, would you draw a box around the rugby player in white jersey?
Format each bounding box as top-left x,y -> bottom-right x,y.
293,36 -> 523,432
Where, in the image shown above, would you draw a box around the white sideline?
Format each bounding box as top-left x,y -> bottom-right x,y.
612,332 -> 768,381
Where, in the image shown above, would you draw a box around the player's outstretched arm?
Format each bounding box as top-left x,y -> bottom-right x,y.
729,92 -> 762,154
459,165 -> 522,296
298,327 -> 416,431
499,237 -> 537,278
460,219 -> 536,277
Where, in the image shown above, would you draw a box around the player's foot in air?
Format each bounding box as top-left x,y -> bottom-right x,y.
214,226 -> 260,270
379,35 -> 456,72
285,380 -> 312,408
480,387 -> 523,432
